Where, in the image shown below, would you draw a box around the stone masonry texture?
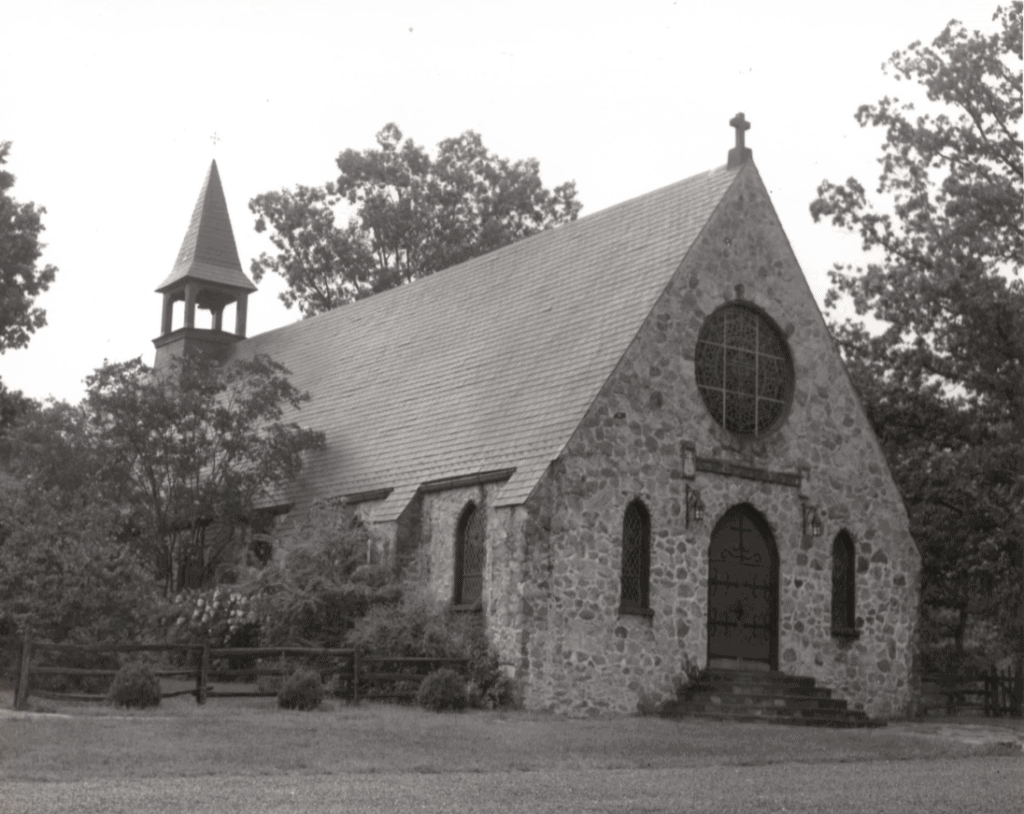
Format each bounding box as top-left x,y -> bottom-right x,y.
408,164 -> 919,718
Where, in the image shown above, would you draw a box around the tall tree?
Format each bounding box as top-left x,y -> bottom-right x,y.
0,142 -> 57,426
0,479 -> 158,642
811,4 -> 1023,662
0,379 -> 35,436
0,142 -> 57,353
83,354 -> 325,595
250,124 -> 582,317
1,401 -> 156,642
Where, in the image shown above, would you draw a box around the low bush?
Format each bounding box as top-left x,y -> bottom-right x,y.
277,667 -> 325,710
108,662 -> 161,708
417,668 -> 467,712
467,675 -> 523,710
483,674 -> 523,710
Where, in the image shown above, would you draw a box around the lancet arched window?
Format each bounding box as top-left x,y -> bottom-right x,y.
831,531 -> 856,635
620,500 -> 652,614
454,502 -> 486,608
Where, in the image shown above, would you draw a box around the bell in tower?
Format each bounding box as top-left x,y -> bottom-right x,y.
153,160 -> 257,370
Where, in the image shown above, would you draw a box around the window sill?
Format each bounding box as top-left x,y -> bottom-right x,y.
618,605 -> 654,619
831,627 -> 860,640
451,603 -> 482,614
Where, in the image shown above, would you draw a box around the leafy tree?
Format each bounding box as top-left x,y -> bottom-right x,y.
0,142 -> 58,353
83,353 -> 325,595
0,480 -> 158,643
811,3 -> 1022,660
0,380 -> 35,436
1,399 -> 102,498
250,124 -> 582,316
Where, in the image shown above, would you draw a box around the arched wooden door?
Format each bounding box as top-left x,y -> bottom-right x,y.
707,506 -> 778,670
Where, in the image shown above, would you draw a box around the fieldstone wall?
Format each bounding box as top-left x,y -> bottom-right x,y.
500,164 -> 919,717
416,484 -> 523,672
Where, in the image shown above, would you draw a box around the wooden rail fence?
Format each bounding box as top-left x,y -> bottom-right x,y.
2,632 -> 467,710
918,664 -> 1022,717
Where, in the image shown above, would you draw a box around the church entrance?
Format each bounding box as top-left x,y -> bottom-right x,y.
706,505 -> 778,671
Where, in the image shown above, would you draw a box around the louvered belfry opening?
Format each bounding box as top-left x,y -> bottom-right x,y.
620,500 -> 651,611
695,305 -> 793,436
455,503 -> 486,607
831,531 -> 856,631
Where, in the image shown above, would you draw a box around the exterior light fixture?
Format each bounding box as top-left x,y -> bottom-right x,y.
802,502 -> 823,537
686,484 -> 705,528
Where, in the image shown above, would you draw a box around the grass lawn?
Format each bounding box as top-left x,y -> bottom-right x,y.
1,686 -> 1018,783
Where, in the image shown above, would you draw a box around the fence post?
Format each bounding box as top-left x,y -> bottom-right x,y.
14,628 -> 32,711
984,665 -> 994,717
1014,658 -> 1023,718
352,648 -> 359,705
196,642 -> 210,705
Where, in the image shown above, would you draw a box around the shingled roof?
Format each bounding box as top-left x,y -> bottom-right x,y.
157,160 -> 257,293
228,164 -> 742,520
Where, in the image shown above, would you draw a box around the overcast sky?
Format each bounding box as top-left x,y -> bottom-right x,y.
1,0 -> 999,403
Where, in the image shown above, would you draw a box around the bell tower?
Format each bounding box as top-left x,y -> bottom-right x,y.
153,160 -> 257,370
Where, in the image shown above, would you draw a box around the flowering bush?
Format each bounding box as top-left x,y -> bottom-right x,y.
168,587 -> 260,649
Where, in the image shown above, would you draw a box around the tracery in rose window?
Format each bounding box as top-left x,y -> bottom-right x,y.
695,305 -> 793,436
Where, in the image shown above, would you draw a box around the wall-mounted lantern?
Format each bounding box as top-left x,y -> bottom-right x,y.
686,484 -> 705,528
802,502 -> 823,537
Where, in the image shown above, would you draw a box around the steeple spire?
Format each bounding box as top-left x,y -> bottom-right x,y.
153,161 -> 257,369
156,160 -> 255,295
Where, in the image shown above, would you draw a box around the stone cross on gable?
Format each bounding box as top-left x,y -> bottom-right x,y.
727,113 -> 752,169
730,113 -> 750,150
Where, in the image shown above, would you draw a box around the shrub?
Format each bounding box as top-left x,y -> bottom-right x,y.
467,673 -> 523,710
108,662 -> 161,708
418,668 -> 467,712
347,570 -> 519,706
248,500 -> 398,647
485,674 -> 523,710
277,667 -> 325,710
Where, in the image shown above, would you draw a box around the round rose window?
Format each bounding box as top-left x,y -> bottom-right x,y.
694,305 -> 793,436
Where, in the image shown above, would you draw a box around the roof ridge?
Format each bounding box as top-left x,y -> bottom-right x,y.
245,164 -> 739,343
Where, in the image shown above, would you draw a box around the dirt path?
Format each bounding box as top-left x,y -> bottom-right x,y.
2,757 -> 1022,814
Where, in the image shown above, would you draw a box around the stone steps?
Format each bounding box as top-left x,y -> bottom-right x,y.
660,668 -> 886,729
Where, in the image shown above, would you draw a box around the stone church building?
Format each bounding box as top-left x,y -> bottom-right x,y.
153,118 -> 920,718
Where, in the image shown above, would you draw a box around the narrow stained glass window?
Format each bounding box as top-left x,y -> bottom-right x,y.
620,500 -> 651,613
454,503 -> 486,608
831,531 -> 856,633
694,305 -> 793,436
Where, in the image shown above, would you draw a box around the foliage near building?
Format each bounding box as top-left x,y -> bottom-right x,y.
249,123 -> 582,316
245,499 -> 397,647
0,141 -> 57,354
812,3 -> 1023,659
84,353 -> 325,595
0,480 -> 157,643
0,142 -> 54,432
